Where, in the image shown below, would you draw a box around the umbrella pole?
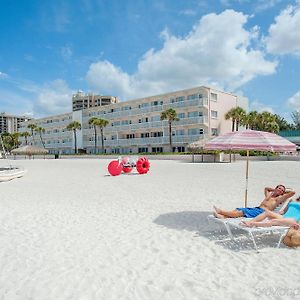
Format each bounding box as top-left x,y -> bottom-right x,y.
245,150 -> 249,207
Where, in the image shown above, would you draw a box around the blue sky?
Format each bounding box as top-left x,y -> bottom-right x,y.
1,0 -> 300,121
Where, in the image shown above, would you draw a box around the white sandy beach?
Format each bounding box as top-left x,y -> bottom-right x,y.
0,158 -> 300,300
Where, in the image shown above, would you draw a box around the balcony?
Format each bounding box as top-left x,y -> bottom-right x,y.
83,116 -> 208,135
82,97 -> 209,121
84,135 -> 205,147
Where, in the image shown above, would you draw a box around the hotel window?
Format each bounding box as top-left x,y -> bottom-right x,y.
211,128 -> 218,136
187,94 -> 197,100
211,110 -> 218,119
127,134 -> 135,139
188,111 -> 200,118
138,147 -> 148,153
176,129 -> 185,136
211,93 -> 218,101
175,96 -> 184,102
178,113 -> 185,119
151,115 -> 160,122
151,131 -> 163,137
188,129 -> 198,135
141,133 -> 150,138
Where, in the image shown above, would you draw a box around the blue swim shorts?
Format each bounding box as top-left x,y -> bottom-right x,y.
236,207 -> 265,218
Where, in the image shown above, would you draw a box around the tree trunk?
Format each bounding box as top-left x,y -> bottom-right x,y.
169,122 -> 172,152
74,129 -> 77,154
236,120 -> 239,131
94,125 -> 97,154
232,120 -> 235,132
25,136 -> 28,145
39,133 -> 45,148
101,128 -> 104,154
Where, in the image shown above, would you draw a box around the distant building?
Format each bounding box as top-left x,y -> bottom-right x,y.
19,86 -> 248,154
72,91 -> 119,111
279,130 -> 300,146
0,112 -> 31,134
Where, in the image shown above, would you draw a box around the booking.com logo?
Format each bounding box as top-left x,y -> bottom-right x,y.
255,287 -> 300,298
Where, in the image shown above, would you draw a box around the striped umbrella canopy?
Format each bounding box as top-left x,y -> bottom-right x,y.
204,130 -> 296,207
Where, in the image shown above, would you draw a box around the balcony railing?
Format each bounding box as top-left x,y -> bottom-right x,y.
83,97 -> 208,120
84,135 -> 204,147
83,116 -> 208,135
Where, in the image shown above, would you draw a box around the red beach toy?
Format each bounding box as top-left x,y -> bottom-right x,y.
107,156 -> 150,176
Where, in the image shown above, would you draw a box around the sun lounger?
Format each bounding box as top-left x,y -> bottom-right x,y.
207,214 -> 289,251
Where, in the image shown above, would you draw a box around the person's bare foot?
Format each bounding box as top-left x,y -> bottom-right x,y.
213,211 -> 225,219
213,205 -> 222,214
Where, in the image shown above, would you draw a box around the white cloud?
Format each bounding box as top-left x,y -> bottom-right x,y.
250,100 -> 274,113
265,2 -> 300,55
32,79 -> 73,116
0,71 -> 8,79
287,90 -> 300,110
86,10 -> 277,100
254,0 -> 282,12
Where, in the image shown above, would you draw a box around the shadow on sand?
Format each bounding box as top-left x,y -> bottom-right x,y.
153,211 -> 288,252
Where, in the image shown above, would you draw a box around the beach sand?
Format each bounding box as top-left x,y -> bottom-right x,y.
0,158 -> 299,299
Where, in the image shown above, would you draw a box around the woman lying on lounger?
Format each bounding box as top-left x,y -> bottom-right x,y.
241,197 -> 300,228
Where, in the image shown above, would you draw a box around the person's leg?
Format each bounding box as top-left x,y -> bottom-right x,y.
264,210 -> 284,220
245,218 -> 296,228
269,218 -> 297,227
213,206 -> 244,218
249,211 -> 268,222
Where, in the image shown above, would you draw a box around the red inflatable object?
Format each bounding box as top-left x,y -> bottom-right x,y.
122,166 -> 133,173
108,160 -> 123,176
136,157 -> 150,174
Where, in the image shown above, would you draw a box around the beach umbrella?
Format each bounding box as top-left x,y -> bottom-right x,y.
204,129 -> 296,207
11,145 -> 48,155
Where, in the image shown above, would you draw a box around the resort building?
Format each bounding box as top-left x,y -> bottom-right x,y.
0,112 -> 31,134
19,86 -> 248,154
72,91 -> 119,111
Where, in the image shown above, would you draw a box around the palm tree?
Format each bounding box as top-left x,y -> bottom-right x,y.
225,107 -> 246,131
234,107 -> 246,131
256,111 -> 277,132
160,108 -> 179,152
35,126 -> 46,148
27,123 -> 37,145
98,118 -> 109,154
225,108 -> 236,132
247,111 -> 259,130
21,131 -> 31,145
66,121 -> 81,154
88,117 -> 99,154
11,132 -> 20,149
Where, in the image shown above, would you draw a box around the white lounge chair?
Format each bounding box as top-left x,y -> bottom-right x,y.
207,214 -> 289,252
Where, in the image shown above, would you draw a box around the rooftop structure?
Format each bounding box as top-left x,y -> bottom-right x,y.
72,91 -> 119,111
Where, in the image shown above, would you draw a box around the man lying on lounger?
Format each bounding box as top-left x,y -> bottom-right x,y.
213,185 -> 295,219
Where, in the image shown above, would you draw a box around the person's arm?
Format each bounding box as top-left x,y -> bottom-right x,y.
280,190 -> 296,203
264,187 -> 274,197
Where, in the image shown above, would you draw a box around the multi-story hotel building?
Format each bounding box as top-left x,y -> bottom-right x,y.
19,86 -> 248,154
0,112 -> 31,134
72,91 -> 119,111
